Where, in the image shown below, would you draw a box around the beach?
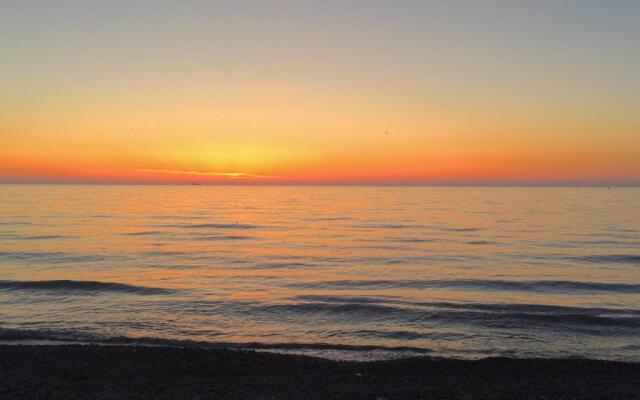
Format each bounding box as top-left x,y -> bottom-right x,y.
1,344 -> 639,399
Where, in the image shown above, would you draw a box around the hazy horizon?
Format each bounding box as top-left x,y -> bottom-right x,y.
2,180 -> 639,187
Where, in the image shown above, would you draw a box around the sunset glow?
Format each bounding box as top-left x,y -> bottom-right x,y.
2,1 -> 639,185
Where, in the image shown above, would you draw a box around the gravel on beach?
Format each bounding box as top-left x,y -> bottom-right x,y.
1,344 -> 638,399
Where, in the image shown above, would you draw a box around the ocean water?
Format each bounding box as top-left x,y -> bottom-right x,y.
0,185 -> 639,361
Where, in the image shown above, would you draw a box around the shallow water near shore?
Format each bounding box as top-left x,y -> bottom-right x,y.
0,185 -> 638,361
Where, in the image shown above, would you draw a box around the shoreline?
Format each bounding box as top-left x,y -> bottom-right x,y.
1,344 -> 638,399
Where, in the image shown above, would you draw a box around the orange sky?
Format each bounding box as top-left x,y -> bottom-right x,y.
2,2 -> 639,185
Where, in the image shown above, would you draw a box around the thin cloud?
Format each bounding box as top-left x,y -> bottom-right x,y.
136,168 -> 277,179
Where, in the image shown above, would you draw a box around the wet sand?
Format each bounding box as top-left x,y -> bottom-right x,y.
1,345 -> 638,399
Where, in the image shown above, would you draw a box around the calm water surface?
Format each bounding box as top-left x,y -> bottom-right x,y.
0,185 -> 638,360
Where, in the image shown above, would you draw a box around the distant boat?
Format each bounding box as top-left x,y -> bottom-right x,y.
191,182 -> 200,186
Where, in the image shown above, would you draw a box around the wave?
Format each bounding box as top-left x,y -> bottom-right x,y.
121,231 -> 164,236
0,251 -> 107,264
358,223 -> 425,229
432,301 -> 640,317
286,279 -> 640,294
325,329 -> 471,341
260,302 -> 640,329
545,240 -> 639,249
0,279 -> 176,295
246,262 -> 318,270
171,234 -> 254,241
304,255 -> 469,265
0,327 -> 433,354
381,237 -> 444,243
569,255 -> 640,264
195,235 -> 253,241
305,217 -> 352,222
293,295 -> 640,317
293,295 -> 640,316
356,224 -> 480,232
148,215 -> 205,220
0,234 -> 68,240
161,223 -> 259,230
141,251 -> 188,257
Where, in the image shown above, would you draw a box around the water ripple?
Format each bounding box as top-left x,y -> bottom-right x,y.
0,279 -> 176,295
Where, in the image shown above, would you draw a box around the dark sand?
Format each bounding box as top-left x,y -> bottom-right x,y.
1,345 -> 639,399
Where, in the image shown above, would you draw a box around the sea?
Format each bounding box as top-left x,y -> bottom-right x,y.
0,185 -> 638,361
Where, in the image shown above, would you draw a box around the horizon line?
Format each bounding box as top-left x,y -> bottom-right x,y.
1,181 -> 638,188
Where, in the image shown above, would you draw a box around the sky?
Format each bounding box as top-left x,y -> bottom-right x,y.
1,0 -> 639,185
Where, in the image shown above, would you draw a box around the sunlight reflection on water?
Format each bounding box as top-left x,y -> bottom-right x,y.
0,185 -> 639,360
